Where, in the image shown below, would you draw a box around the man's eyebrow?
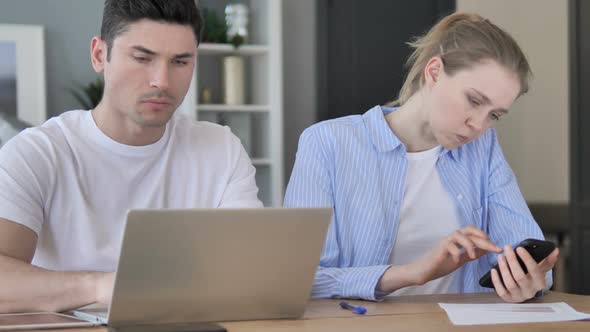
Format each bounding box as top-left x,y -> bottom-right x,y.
131,45 -> 194,59
131,45 -> 156,55
173,52 -> 194,59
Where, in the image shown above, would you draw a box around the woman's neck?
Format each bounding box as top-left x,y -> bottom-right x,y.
385,94 -> 438,152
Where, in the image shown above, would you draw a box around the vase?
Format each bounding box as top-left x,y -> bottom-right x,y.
222,55 -> 245,105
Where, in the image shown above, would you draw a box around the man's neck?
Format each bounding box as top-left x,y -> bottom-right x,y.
385,95 -> 438,153
92,102 -> 166,146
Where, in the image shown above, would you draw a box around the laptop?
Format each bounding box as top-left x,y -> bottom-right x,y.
0,312 -> 99,331
73,208 -> 331,329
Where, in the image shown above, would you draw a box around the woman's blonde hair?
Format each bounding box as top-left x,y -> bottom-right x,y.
387,12 -> 532,106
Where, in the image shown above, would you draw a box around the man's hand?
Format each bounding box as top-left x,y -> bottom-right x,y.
95,272 -> 115,305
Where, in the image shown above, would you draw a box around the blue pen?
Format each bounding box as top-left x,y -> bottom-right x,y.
339,301 -> 367,315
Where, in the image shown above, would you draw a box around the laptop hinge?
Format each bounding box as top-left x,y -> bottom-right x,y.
108,322 -> 226,332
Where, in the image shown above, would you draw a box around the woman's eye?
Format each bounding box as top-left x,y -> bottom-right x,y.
468,96 -> 480,107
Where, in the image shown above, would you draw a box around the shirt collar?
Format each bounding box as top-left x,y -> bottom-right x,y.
362,105 -> 462,160
362,105 -> 403,152
443,145 -> 461,161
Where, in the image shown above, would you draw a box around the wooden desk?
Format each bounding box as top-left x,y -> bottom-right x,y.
37,292 -> 590,332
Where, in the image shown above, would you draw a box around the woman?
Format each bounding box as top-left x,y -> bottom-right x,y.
284,12 -> 559,303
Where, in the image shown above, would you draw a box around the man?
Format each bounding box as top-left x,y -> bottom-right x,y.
0,0 -> 261,313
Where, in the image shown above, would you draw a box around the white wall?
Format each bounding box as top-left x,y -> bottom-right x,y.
0,0 -> 104,117
457,0 -> 569,203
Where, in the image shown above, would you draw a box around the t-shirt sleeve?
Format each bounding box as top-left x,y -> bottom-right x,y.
217,129 -> 263,208
0,130 -> 54,235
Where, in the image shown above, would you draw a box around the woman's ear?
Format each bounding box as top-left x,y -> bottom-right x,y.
90,36 -> 107,73
424,56 -> 444,86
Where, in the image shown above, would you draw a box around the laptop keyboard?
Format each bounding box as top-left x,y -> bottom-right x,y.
80,308 -> 108,318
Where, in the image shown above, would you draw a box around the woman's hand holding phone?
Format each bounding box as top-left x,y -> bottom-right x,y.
411,225 -> 502,286
491,245 -> 559,303
377,225 -> 502,293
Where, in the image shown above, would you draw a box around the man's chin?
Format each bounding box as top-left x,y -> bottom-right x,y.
134,113 -> 174,128
142,119 -> 172,128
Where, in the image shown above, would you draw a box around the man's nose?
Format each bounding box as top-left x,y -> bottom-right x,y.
150,62 -> 170,91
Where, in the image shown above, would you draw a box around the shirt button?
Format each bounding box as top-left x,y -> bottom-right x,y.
457,194 -> 463,201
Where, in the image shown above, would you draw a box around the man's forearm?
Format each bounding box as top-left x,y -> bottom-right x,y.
0,254 -> 102,313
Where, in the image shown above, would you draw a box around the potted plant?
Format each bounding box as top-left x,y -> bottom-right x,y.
69,76 -> 104,110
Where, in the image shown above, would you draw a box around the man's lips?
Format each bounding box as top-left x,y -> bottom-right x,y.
141,99 -> 171,105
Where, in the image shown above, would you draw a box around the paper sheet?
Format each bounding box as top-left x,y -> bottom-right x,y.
438,302 -> 590,325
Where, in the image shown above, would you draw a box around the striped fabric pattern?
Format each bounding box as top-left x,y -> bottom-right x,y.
284,105 -> 549,301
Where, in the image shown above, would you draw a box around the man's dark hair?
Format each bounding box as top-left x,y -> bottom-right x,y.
101,0 -> 203,61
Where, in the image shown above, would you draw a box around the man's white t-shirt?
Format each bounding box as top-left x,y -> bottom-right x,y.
0,110 -> 262,271
388,146 -> 461,296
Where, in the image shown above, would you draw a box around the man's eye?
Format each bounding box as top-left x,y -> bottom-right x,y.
133,56 -> 150,63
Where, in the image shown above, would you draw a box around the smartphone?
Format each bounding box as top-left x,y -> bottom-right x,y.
479,238 -> 556,289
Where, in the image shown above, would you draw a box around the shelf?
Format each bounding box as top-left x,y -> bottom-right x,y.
198,43 -> 269,56
198,104 -> 270,112
252,158 -> 272,166
179,0 -> 283,206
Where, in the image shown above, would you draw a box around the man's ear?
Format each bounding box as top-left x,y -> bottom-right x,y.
90,36 -> 107,73
423,56 -> 444,87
